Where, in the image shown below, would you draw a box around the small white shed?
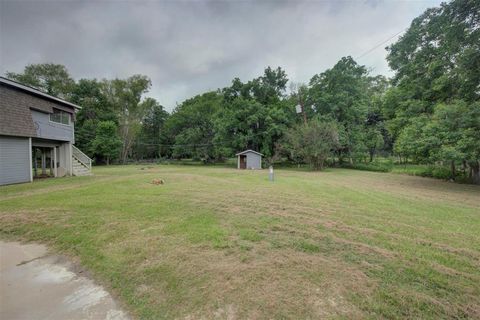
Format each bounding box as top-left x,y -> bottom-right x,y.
236,149 -> 263,169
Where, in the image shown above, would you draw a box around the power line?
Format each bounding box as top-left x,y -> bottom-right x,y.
135,141 -> 231,147
356,28 -> 408,60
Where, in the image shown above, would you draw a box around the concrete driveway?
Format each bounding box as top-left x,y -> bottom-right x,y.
0,241 -> 129,320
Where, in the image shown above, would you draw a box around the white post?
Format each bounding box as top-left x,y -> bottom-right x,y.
67,142 -> 73,176
54,147 -> 57,177
237,155 -> 240,169
28,138 -> 33,182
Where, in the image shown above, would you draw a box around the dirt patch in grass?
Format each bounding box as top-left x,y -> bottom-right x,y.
163,245 -> 370,319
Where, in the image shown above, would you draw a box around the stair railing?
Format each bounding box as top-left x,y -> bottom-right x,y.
72,145 -> 92,171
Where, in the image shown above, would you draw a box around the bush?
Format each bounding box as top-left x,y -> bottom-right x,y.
342,162 -> 393,172
431,167 -> 452,180
393,165 -> 459,181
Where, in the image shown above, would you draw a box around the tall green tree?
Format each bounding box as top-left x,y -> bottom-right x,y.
386,0 -> 480,183
103,75 -> 152,163
91,121 -> 122,165
387,0 -> 480,104
134,102 -> 169,159
6,63 -> 75,99
71,79 -> 117,158
165,91 -> 223,161
215,67 -> 293,159
428,101 -> 480,181
308,57 -> 387,163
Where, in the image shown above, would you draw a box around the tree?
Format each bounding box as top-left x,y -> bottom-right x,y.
165,91 -> 222,161
71,79 -> 117,158
393,116 -> 431,164
6,63 -> 75,99
387,0 -> 480,104
215,67 -> 293,160
308,57 -> 386,163
365,126 -> 385,162
428,101 -> 480,182
281,119 -> 339,170
91,121 -> 122,165
309,57 -> 369,125
103,75 -> 152,163
385,0 -> 480,183
135,102 -> 169,159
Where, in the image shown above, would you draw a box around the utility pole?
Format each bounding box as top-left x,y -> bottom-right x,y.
299,98 -> 307,125
294,85 -> 308,125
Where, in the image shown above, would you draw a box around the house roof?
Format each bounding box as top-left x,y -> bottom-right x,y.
0,77 -> 81,110
235,149 -> 263,156
0,78 -> 80,138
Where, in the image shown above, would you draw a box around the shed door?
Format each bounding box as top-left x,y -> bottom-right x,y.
0,136 -> 31,185
239,155 -> 247,169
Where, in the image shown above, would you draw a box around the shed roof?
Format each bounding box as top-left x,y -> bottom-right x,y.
235,149 -> 263,156
0,77 -> 81,110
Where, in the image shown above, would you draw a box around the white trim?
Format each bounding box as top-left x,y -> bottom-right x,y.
53,147 -> 57,177
48,117 -> 72,127
235,149 -> 264,156
68,143 -> 73,176
28,138 -> 33,182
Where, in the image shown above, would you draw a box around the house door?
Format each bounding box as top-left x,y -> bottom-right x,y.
239,155 -> 247,169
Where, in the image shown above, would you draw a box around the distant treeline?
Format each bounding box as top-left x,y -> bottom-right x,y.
6,0 -> 479,183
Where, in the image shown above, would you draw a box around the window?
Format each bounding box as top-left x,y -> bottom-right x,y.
50,109 -> 70,125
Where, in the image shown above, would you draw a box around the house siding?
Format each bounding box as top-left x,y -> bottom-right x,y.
0,136 -> 31,185
31,110 -> 74,142
0,86 -> 37,137
0,84 -> 75,138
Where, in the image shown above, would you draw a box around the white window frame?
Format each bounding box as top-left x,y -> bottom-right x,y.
49,109 -> 71,126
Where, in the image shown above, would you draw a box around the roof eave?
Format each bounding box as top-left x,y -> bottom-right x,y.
0,77 -> 81,110
235,149 -> 264,156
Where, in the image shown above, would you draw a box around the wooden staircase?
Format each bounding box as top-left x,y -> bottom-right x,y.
72,145 -> 92,176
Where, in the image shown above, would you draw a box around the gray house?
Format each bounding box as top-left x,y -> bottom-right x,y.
236,149 -> 263,169
0,77 -> 92,186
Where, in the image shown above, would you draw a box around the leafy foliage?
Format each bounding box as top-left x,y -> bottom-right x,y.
165,91 -> 223,161
134,102 -> 169,159
281,119 -> 339,170
91,121 -> 122,165
6,63 -> 75,99
215,67 -> 294,160
385,0 -> 480,182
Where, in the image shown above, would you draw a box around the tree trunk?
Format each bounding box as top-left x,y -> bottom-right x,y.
470,161 -> 480,185
106,157 -> 110,166
450,161 -> 456,180
318,158 -> 324,171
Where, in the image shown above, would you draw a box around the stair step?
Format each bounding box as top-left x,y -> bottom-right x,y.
72,146 -> 93,176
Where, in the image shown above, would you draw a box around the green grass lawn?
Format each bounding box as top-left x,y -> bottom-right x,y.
1,165 -> 479,319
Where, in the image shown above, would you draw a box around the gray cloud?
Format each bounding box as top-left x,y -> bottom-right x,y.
0,0 -> 441,111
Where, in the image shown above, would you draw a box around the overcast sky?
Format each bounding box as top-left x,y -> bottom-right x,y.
1,0 -> 442,111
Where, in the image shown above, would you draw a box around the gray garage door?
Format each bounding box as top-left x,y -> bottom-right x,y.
0,136 -> 30,185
